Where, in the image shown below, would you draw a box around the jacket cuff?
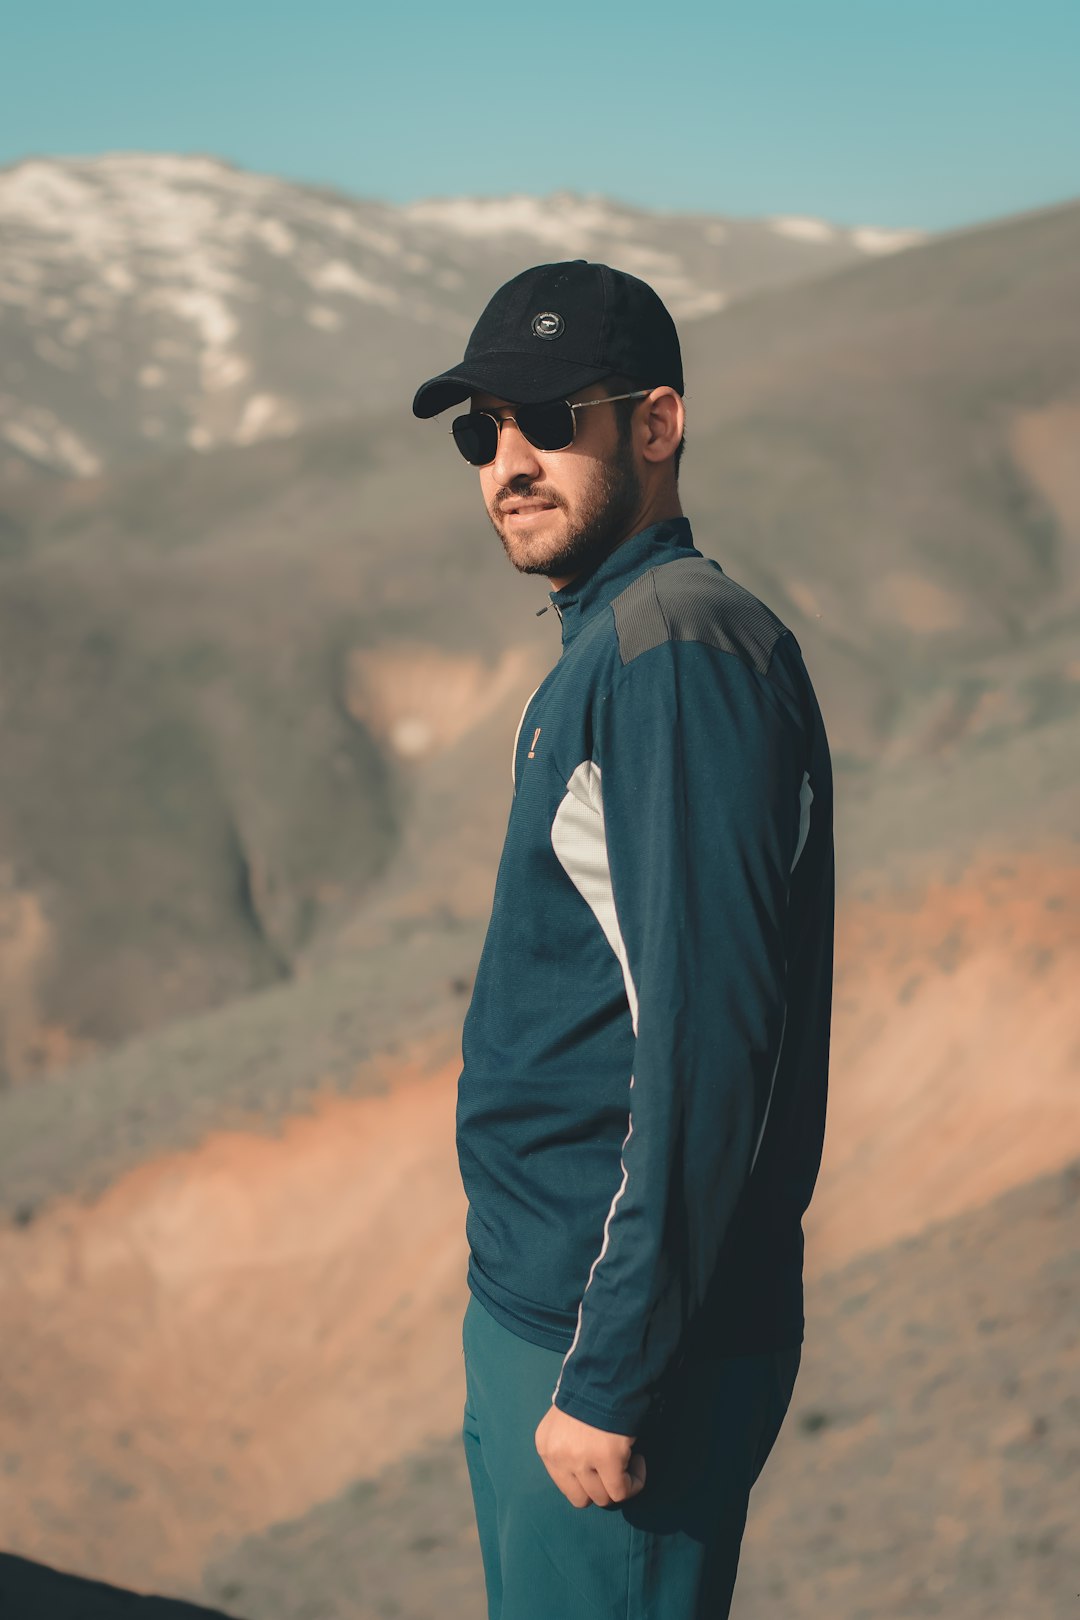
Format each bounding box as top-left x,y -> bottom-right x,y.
551,1383 -> 650,1437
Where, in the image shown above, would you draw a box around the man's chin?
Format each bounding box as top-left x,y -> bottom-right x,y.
496,513 -> 569,569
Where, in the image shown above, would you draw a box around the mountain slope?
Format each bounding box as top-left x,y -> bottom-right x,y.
1,196 -> 1077,1079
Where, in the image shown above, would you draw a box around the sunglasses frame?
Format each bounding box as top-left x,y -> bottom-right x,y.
449,390 -> 652,466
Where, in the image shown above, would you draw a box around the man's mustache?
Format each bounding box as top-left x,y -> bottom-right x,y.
494,486 -> 567,514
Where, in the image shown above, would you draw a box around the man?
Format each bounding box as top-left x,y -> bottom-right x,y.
412,260 -> 834,1619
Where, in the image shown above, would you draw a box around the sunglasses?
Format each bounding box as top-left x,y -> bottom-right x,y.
450,391 -> 651,466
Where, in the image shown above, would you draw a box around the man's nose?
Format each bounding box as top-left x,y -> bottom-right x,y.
490,416 -> 543,487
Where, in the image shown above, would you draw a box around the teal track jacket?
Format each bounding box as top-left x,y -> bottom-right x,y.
457,516 -> 834,1437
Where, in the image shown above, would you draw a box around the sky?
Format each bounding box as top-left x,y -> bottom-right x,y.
1,0 -> 1077,232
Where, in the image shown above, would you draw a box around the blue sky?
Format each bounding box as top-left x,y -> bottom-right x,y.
2,0 -> 1077,231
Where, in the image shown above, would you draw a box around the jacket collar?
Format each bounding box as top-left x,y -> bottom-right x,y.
543,516 -> 701,649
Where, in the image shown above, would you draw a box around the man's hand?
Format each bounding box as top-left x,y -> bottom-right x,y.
535,1402 -> 647,1508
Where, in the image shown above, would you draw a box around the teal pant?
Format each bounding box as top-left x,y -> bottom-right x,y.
461,1290 -> 801,1619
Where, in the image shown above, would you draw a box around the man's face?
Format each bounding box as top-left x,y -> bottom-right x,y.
470,382 -> 644,581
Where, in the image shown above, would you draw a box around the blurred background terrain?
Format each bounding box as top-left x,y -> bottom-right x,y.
0,143 -> 1077,1618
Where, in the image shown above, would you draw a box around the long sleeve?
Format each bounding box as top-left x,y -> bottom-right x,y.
549,633 -> 810,1436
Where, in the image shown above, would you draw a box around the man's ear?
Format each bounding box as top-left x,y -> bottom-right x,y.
639,387 -> 685,466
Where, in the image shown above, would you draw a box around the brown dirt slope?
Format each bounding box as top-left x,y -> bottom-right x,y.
192,1156 -> 1080,1620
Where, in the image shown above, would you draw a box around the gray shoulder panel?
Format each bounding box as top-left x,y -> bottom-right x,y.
611,556 -> 791,676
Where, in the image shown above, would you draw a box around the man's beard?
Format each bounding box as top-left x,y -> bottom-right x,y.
488,431 -> 643,580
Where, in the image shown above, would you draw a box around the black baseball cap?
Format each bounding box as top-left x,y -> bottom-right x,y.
411,259 -> 683,419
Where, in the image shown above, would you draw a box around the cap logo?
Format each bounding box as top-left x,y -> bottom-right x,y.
531,311 -> 564,340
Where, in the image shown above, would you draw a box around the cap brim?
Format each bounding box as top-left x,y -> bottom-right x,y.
412,352 -> 612,419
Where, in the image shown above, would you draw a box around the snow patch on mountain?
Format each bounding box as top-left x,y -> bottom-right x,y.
401,193 -> 637,246
852,225 -> 927,255
771,215 -> 837,243
0,396 -> 102,475
306,259 -> 400,307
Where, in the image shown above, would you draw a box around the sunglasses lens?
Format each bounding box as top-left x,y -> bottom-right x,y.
517,400 -> 575,451
452,412 -> 499,465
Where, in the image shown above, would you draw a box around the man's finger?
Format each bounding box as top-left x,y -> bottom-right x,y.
596,1450 -> 646,1505
581,1465 -> 616,1508
551,1464 -> 592,1509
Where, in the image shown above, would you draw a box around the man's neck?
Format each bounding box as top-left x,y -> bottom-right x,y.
547,492 -> 684,592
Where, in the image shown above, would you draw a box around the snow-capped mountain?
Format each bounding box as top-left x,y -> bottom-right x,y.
0,152 -> 926,477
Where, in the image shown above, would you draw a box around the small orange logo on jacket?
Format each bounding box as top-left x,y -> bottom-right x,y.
527,726 -> 542,758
